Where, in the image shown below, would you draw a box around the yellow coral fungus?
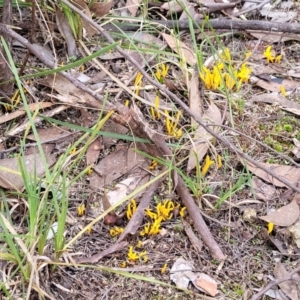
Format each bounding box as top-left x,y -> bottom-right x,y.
134,72 -> 143,95
280,85 -> 286,97
263,46 -> 281,63
120,261 -> 127,268
155,63 -> 169,83
148,217 -> 162,235
77,204 -> 85,216
217,155 -> 222,169
267,222 -> 274,234
165,110 -> 183,138
179,207 -> 187,218
149,160 -> 158,170
200,48 -> 252,91
156,200 -> 174,221
86,226 -> 92,234
201,155 -> 215,177
127,246 -> 140,262
110,226 -> 124,237
140,223 -> 151,236
126,199 -> 137,220
127,246 -> 147,263
145,209 -> 158,220
161,263 -> 168,274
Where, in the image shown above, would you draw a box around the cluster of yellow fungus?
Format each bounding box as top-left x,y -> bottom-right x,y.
263,46 -> 282,63
150,94 -> 161,120
77,203 -> 85,216
133,63 -> 183,138
120,241 -> 148,267
110,226 -> 124,237
127,246 -> 148,263
200,155 -> 222,177
155,63 -> 169,84
108,198 -> 186,266
199,48 -> 252,91
141,200 -> 186,237
149,159 -> 158,170
165,110 -> 183,138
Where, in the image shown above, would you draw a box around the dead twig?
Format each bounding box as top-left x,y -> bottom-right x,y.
182,219 -> 203,253
102,19 -> 300,34
75,241 -> 128,264
0,0 -> 14,98
251,265 -> 300,300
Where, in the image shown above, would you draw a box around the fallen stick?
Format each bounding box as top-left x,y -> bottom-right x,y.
251,265 -> 300,300
75,241 -> 128,264
102,19 -> 300,34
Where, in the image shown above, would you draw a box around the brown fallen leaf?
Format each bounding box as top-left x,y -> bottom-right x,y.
90,144 -> 148,189
26,126 -> 71,143
252,177 -> 277,201
55,5 -> 77,57
162,33 -> 196,66
26,144 -> 56,156
101,119 -> 128,148
90,0 -> 113,17
126,0 -> 141,16
288,221 -> 300,249
184,271 -> 218,297
274,262 -> 298,300
287,69 -> 300,79
38,75 -> 102,109
0,153 -> 56,191
250,93 -> 300,116
248,31 -> 300,43
73,0 -> 98,37
241,158 -> 300,188
86,138 -> 101,166
250,75 -> 299,93
0,102 -> 54,125
252,64 -> 287,76
261,227 -> 291,255
259,195 -> 300,227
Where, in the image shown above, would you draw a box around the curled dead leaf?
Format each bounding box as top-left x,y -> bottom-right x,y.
259,195 -> 300,227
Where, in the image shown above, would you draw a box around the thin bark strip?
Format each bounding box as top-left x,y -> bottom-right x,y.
182,219 -> 203,253
0,0 -> 13,97
75,241 -> 128,264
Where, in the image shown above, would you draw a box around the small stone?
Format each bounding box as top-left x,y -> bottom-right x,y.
243,208 -> 257,223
